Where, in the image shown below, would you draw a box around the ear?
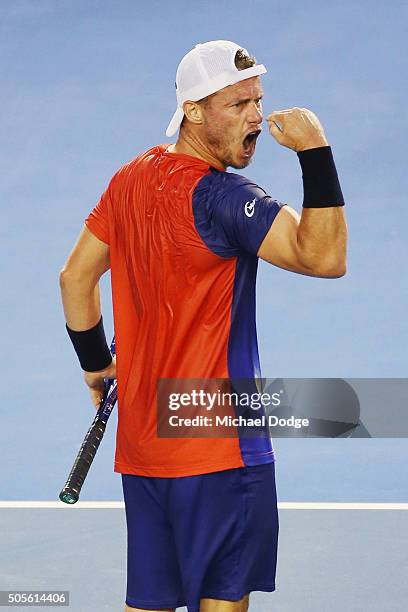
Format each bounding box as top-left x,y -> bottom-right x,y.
182,100 -> 205,127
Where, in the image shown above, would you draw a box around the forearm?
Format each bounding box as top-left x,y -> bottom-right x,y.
59,227 -> 113,377
297,206 -> 347,276
296,145 -> 347,276
60,274 -> 113,373
59,273 -> 102,331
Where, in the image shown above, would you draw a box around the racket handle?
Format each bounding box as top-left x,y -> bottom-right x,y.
59,417 -> 106,504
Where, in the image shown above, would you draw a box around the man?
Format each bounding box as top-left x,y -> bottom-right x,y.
60,40 -> 347,612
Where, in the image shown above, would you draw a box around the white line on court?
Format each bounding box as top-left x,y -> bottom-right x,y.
0,501 -> 408,510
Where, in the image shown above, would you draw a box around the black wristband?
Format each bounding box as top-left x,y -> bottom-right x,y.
297,145 -> 345,208
66,316 -> 112,372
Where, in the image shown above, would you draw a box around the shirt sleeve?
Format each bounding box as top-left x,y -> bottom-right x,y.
85,174 -> 117,245
213,177 -> 285,256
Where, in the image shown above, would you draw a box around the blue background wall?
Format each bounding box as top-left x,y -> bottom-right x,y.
1,0 -> 406,501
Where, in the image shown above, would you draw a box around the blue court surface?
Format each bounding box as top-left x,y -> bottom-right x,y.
1,502 -> 408,611
1,1 -> 407,610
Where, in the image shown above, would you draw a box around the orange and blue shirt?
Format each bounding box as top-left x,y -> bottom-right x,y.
85,144 -> 284,477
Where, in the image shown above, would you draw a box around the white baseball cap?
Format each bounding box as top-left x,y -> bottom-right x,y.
165,40 -> 267,137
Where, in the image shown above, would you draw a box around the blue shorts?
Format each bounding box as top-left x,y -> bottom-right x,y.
122,462 -> 279,612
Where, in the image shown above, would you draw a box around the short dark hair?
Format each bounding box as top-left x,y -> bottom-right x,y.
234,48 -> 257,71
179,48 -> 257,131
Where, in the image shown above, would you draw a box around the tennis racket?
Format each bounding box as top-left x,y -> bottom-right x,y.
59,337 -> 117,504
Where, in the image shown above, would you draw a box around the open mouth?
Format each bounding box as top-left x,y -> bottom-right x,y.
242,129 -> 261,156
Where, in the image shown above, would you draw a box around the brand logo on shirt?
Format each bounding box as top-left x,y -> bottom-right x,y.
244,197 -> 256,218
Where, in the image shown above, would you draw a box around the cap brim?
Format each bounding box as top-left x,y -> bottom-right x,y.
166,107 -> 184,138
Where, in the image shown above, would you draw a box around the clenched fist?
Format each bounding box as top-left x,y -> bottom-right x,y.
267,107 -> 328,152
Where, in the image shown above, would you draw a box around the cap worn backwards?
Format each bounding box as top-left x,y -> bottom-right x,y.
165,40 -> 267,138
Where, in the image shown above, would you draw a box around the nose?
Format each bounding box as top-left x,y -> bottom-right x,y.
247,101 -> 263,125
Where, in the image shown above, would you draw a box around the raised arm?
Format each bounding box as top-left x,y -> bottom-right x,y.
258,107 -> 347,278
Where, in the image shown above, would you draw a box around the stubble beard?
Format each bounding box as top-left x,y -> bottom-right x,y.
205,128 -> 251,171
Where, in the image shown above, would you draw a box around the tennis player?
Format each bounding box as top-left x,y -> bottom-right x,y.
60,40 -> 347,612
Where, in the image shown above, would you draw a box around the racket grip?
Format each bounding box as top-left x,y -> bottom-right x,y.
59,417 -> 107,504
